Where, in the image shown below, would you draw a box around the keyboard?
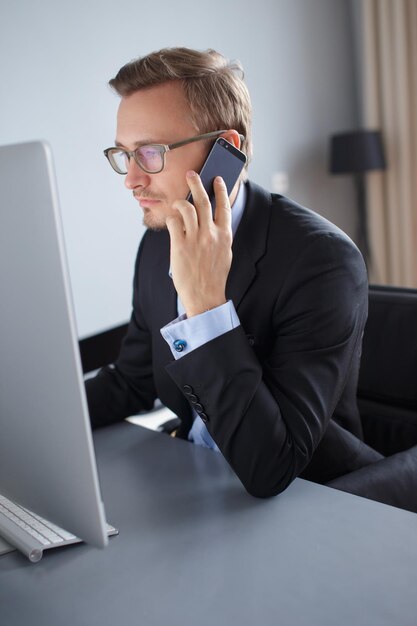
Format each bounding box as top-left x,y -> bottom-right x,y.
0,494 -> 117,562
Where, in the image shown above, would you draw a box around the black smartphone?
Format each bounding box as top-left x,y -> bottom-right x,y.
187,137 -> 247,216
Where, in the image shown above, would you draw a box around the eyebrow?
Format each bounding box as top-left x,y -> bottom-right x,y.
114,138 -> 162,149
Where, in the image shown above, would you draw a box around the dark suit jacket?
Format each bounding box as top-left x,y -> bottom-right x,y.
86,181 -> 369,497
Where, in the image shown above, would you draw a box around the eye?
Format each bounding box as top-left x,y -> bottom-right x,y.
138,146 -> 161,161
136,145 -> 164,172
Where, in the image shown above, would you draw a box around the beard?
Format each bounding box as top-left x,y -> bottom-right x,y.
134,191 -> 169,232
142,208 -> 168,232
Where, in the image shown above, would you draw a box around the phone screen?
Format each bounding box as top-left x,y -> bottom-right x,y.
187,137 -> 247,216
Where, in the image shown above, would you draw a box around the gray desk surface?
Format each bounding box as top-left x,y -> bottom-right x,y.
1,422 -> 417,626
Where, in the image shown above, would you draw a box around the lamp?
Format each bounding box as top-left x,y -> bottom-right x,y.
329,129 -> 386,267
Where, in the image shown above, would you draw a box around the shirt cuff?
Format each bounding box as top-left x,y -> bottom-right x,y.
160,300 -> 240,359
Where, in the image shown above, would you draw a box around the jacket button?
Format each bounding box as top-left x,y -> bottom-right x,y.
174,339 -> 187,352
183,385 -> 193,394
189,394 -> 198,403
200,413 -> 209,423
195,403 -> 204,413
247,335 -> 256,346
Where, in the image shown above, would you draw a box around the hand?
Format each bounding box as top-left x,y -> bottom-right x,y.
166,171 -> 233,318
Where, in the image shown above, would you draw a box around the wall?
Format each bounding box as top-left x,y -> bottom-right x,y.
0,0 -> 359,337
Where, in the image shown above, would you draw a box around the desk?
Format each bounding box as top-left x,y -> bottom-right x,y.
1,422 -> 416,625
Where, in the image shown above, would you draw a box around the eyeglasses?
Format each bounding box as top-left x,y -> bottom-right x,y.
103,130 -> 244,175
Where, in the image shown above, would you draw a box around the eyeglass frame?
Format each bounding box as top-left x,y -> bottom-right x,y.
103,130 -> 245,175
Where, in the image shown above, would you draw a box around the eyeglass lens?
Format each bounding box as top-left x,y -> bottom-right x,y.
111,146 -> 164,174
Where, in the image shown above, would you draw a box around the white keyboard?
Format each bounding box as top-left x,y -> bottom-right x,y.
0,494 -> 117,562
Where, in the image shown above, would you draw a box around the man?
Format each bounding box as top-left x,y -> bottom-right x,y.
85,47 -> 383,499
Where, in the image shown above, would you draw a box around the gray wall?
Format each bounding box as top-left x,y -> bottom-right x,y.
0,0 -> 359,337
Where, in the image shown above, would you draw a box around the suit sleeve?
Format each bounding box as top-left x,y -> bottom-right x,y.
164,232 -> 368,497
85,236 -> 157,428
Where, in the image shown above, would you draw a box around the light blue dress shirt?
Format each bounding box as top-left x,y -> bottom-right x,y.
160,183 -> 246,450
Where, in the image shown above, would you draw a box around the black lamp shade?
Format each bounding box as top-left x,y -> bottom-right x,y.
330,130 -> 386,174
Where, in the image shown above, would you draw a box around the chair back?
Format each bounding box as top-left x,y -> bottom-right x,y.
358,285 -> 417,455
79,323 -> 129,374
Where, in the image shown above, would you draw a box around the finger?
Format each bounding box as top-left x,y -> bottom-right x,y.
165,212 -> 185,245
171,199 -> 198,233
186,170 -> 213,227
213,176 -> 232,230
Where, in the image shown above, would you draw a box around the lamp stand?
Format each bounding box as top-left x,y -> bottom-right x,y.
354,174 -> 371,270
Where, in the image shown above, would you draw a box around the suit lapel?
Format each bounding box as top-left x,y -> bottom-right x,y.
147,230 -> 193,429
226,181 -> 272,309
150,230 -> 177,328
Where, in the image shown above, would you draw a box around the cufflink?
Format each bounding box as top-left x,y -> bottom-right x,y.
173,339 -> 187,352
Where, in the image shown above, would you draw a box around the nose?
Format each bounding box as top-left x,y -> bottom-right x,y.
124,157 -> 151,191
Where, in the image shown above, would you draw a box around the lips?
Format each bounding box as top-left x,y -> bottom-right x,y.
133,192 -> 161,206
137,198 -> 161,208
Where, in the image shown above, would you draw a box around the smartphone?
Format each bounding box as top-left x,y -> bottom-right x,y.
187,137 -> 247,216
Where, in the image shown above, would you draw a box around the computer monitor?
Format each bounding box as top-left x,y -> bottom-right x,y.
0,141 -> 108,551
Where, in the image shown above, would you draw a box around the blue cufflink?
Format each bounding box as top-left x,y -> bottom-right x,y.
173,339 -> 187,352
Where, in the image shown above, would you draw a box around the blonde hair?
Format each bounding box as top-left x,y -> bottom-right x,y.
109,47 -> 252,168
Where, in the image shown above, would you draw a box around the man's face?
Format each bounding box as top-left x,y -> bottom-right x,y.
115,81 -> 210,230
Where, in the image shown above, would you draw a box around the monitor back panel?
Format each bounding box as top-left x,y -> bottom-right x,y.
0,141 -> 107,548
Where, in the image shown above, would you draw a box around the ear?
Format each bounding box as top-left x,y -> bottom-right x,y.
221,129 -> 241,149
